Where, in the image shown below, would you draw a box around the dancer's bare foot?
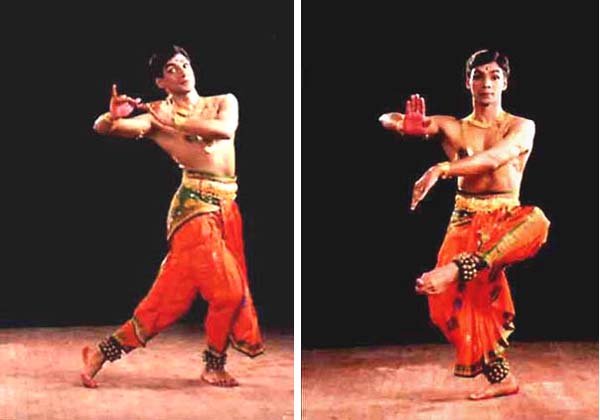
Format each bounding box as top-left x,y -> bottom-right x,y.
201,368 -> 240,387
80,346 -> 106,388
469,373 -> 519,400
415,263 -> 459,295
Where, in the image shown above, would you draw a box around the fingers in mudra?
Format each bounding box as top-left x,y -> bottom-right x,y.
411,183 -> 427,209
406,94 -> 425,115
403,94 -> 430,135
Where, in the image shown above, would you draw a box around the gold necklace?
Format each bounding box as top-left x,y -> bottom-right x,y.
465,111 -> 507,128
168,96 -> 203,117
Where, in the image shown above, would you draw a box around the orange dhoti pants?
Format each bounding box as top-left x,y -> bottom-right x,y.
111,200 -> 264,357
428,193 -> 550,377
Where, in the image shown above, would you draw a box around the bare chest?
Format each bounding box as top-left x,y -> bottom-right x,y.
192,98 -> 220,120
449,122 -> 508,158
154,97 -> 231,162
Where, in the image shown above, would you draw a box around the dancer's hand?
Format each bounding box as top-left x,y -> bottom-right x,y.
109,84 -> 143,118
411,165 -> 442,210
379,94 -> 432,136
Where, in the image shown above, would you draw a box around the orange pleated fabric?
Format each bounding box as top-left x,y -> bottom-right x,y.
428,195 -> 549,377
113,200 -> 264,357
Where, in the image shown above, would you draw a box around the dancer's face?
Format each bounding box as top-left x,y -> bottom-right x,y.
156,53 -> 196,95
466,61 -> 507,106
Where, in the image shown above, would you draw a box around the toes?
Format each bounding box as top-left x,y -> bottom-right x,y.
202,372 -> 239,387
469,384 -> 519,400
469,387 -> 493,400
469,391 -> 489,400
469,392 -> 482,400
222,379 -> 234,387
81,373 -> 98,389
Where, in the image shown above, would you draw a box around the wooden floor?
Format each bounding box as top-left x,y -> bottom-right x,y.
302,341 -> 598,420
0,324 -> 293,420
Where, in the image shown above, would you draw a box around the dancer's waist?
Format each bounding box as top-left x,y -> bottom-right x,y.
181,170 -> 238,201
455,190 -> 519,212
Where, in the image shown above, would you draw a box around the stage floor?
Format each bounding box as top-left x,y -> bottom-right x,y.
302,341 -> 598,419
0,324 -> 293,420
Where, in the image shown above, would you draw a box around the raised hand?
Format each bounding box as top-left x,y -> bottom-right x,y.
402,94 -> 431,136
109,84 -> 143,118
379,93 -> 431,136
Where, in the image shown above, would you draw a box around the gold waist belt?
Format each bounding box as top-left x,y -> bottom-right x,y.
181,171 -> 238,201
455,193 -> 520,213
167,171 -> 239,240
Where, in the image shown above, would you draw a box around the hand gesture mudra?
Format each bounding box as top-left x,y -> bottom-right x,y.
379,93 -> 432,136
109,84 -> 144,118
411,164 -> 444,211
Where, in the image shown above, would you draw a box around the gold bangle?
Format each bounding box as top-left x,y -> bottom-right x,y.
437,161 -> 451,179
173,113 -> 187,130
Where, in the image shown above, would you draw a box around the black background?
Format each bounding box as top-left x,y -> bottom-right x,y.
302,3 -> 598,347
0,3 -> 293,331
0,2 -> 598,350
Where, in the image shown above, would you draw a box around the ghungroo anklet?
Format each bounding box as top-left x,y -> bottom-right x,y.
98,336 -> 124,362
483,358 -> 510,384
203,349 -> 227,372
452,253 -> 487,282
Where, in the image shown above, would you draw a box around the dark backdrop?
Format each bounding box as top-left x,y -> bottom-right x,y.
0,3 -> 293,330
302,3 -> 598,347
